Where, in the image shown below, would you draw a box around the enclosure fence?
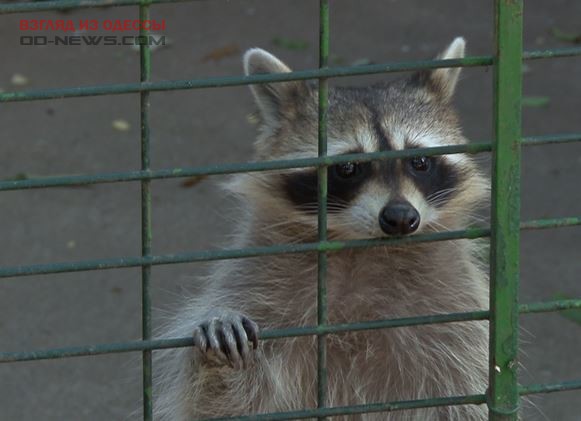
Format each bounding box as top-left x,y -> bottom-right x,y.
1,0 -> 581,420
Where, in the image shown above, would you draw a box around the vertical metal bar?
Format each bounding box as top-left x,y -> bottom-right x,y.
489,1 -> 523,420
139,3 -> 153,420
317,0 -> 329,419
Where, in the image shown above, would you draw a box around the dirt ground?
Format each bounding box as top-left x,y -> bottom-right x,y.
0,0 -> 580,420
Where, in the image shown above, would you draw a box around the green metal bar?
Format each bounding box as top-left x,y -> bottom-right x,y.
518,299 -> 581,314
2,299 -> 580,363
2,132 -> 580,192
489,1 -> 523,419
0,143 -> 491,191
520,380 -> 581,396
0,2 -> 577,419
1,217 -> 579,279
316,1 -> 329,418
0,57 -> 490,103
1,46 -> 580,104
196,378 -> 581,420
0,312 -> 493,363
200,394 -> 487,421
523,47 -> 581,60
522,133 -> 581,146
0,227 -> 488,278
182,379 -> 581,420
520,216 -> 581,230
138,3 -> 153,419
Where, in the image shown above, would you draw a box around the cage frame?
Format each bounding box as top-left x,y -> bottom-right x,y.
1,0 -> 581,420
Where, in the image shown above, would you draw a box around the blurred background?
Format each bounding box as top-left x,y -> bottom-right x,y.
0,0 -> 580,419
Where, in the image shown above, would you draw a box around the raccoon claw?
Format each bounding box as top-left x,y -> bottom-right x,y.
242,316 -> 259,350
193,311 -> 259,369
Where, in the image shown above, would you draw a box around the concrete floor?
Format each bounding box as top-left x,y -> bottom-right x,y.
0,0 -> 580,420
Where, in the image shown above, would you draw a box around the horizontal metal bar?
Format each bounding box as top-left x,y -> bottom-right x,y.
2,313 -> 490,362
2,226 -> 489,278
0,299 -> 578,362
172,381 -> 581,421
521,132 -> 581,146
520,216 -> 581,230
1,47 -> 580,104
196,377 -> 581,421
0,56 -> 492,103
523,47 -> 581,61
0,0 -> 199,14
0,216 -> 579,279
201,394 -> 487,421
520,379 -> 581,396
0,143 -> 490,191
2,132 -> 580,192
519,299 -> 581,314
197,379 -> 581,421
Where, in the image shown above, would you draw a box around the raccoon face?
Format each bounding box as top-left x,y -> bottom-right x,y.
236,38 -> 488,240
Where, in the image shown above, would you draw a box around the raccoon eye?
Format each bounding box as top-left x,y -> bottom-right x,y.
410,156 -> 432,172
333,162 -> 360,179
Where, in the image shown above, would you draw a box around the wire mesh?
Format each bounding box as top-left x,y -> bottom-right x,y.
0,0 -> 580,420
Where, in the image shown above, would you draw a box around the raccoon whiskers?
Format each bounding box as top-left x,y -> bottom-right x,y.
420,220 -> 480,256
253,224 -> 314,245
155,39 -> 491,421
426,187 -> 459,205
520,394 -> 550,421
435,207 -> 488,225
424,219 -> 455,232
255,218 -> 311,236
332,213 -> 378,239
423,219 -> 480,255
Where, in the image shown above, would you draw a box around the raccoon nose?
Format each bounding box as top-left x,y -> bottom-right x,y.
379,202 -> 420,235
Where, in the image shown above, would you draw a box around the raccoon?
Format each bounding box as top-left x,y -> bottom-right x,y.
154,37 -> 490,421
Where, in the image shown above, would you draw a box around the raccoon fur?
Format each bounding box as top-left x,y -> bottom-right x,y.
154,37 -> 490,421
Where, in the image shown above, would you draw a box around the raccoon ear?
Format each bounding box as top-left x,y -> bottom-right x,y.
412,37 -> 466,102
243,48 -> 309,124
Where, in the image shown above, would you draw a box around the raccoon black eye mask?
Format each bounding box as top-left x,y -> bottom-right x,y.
405,154 -> 462,207
282,155 -> 461,212
282,160 -> 372,212
155,37 -> 491,421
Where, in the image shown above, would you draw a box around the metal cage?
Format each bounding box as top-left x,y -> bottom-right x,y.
1,1 -> 580,420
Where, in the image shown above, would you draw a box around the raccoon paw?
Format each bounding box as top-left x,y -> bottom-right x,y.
192,310 -> 259,370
